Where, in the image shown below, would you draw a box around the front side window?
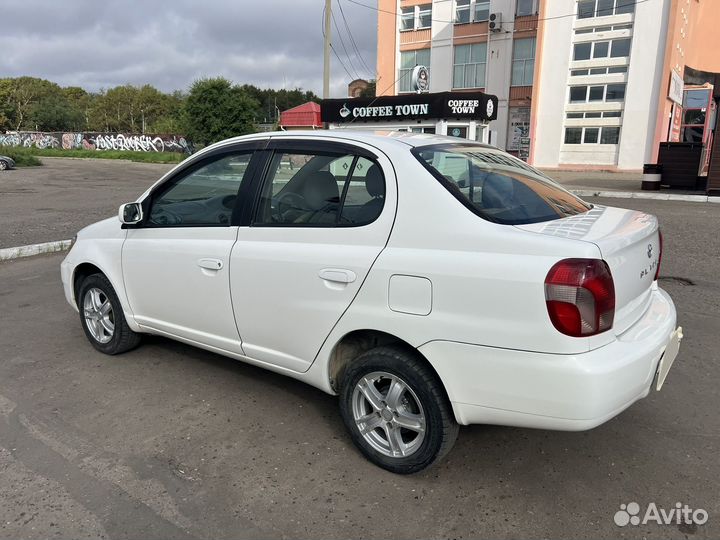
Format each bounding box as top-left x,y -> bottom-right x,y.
254,152 -> 385,227
511,38 -> 536,86
398,49 -> 431,92
413,144 -> 590,225
149,153 -> 252,226
453,43 -> 488,89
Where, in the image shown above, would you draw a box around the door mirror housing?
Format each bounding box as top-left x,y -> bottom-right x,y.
119,202 -> 143,225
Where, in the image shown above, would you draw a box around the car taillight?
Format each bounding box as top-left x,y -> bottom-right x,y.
654,229 -> 663,281
544,258 -> 615,337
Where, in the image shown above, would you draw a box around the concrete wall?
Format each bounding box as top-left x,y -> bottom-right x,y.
0,132 -> 192,153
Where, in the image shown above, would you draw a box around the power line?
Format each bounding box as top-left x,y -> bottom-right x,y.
331,9 -> 362,80
344,0 -> 650,26
337,0 -> 375,79
322,3 -> 357,83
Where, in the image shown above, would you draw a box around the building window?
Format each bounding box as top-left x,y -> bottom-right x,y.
475,0 -> 490,21
578,0 -> 635,19
571,66 -> 628,76
401,7 -> 415,31
455,0 -> 489,23
568,83 -> 626,103
401,4 -> 432,31
575,23 -> 633,34
516,0 -> 538,17
566,111 -> 623,119
398,49 -> 431,92
610,38 -> 632,57
418,4 -> 432,28
565,128 -> 583,144
573,38 -> 629,61
456,0 -> 471,23
511,38 -> 536,86
564,126 -> 621,144
453,43 -> 488,89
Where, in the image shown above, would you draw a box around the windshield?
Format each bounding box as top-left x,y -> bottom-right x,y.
413,144 -> 591,225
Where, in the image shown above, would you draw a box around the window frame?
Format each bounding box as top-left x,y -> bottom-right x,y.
398,48 -> 431,93
401,4 -> 432,31
249,139 -> 386,229
453,42 -> 488,89
516,0 -> 538,17
127,140 -> 267,230
511,37 -> 536,87
577,0 -> 636,19
564,126 -> 622,145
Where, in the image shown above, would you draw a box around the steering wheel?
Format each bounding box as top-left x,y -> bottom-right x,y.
275,192 -> 307,221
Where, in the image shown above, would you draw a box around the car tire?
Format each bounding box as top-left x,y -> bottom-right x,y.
77,273 -> 141,355
0,160 -> 7,171
339,346 -> 459,474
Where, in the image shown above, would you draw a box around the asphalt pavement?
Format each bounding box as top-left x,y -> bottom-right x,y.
0,190 -> 718,539
0,158 -> 173,248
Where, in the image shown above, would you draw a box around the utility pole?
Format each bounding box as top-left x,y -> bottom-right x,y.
323,0 -> 332,99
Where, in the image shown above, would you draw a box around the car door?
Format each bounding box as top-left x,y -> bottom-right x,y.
230,138 -> 396,373
122,142 -> 265,352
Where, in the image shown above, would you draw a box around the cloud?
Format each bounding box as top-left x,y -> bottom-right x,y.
2,0 -> 378,98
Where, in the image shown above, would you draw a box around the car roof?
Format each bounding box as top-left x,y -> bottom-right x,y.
210,130 -> 496,151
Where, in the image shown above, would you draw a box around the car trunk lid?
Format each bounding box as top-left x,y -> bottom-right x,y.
516,205 -> 660,334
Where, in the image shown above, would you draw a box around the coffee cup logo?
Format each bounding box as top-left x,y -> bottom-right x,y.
339,104 -> 351,118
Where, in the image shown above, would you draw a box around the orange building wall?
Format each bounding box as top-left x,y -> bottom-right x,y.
377,0 -> 398,96
651,0 -> 720,160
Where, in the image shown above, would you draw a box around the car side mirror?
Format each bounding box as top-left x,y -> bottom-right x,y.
119,202 -> 143,225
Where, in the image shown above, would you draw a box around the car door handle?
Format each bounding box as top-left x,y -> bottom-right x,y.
319,268 -> 357,284
198,258 -> 223,271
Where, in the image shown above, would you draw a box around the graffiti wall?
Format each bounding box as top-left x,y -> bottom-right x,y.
0,132 -> 192,153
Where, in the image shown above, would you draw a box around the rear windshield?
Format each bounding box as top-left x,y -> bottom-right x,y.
413,144 -> 591,225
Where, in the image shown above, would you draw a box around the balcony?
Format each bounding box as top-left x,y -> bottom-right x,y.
400,28 -> 432,47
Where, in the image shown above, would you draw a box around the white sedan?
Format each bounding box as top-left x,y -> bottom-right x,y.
61,131 -> 682,474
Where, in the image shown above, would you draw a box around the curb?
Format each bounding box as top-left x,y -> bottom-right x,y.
0,239 -> 72,262
571,189 -> 718,202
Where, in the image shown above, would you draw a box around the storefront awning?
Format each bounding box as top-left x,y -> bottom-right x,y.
321,91 -> 499,124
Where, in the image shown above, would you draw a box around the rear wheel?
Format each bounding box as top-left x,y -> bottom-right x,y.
339,346 -> 459,474
0,160 -> 7,171
77,273 -> 141,355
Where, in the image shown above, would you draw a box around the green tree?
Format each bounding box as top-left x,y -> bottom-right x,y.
183,78 -> 259,145
29,93 -> 83,131
0,76 -> 61,130
359,80 -> 376,98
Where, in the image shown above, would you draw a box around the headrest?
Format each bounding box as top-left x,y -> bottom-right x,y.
364,164 -> 384,198
304,171 -> 339,210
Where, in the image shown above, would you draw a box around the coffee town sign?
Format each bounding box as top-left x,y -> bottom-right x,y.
321,91 -> 499,124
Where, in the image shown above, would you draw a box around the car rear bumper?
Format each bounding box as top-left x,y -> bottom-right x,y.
418,287 -> 678,430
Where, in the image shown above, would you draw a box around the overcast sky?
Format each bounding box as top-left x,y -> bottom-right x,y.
2,0 -> 378,98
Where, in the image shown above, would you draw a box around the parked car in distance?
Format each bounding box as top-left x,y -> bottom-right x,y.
61,131 -> 682,474
0,156 -> 15,170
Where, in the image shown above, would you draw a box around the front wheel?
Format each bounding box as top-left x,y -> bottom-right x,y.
339,346 -> 459,474
0,160 -> 7,171
77,273 -> 141,355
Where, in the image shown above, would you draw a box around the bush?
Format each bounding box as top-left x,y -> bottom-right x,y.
0,147 -> 42,166
0,145 -> 185,165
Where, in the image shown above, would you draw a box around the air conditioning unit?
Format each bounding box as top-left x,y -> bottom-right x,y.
489,12 -> 502,32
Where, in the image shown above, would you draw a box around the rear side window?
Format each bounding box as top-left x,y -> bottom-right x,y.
254,152 -> 385,227
413,144 -> 590,225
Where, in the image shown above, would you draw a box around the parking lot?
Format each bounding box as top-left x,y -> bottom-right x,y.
0,159 -> 719,539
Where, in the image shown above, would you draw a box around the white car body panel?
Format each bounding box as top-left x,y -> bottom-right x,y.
60,130 -> 680,432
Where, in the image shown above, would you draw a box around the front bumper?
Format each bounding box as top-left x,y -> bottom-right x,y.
419,287 -> 679,430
